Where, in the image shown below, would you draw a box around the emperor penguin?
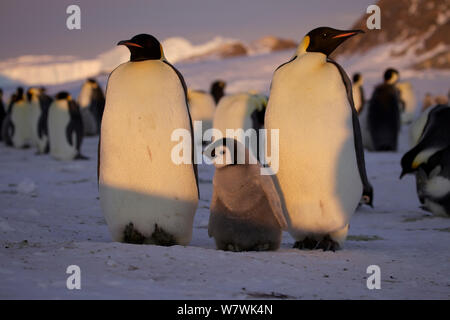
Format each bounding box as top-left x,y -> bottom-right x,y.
27,88 -> 51,153
396,81 -> 417,124
400,105 -> 450,216
187,89 -> 216,145
205,138 -> 287,252
48,92 -> 86,161
2,87 -> 24,146
210,80 -> 226,104
265,27 -> 373,251
99,34 -> 199,246
0,88 -> 5,141
367,68 -> 402,151
212,92 -> 268,161
77,79 -> 100,136
352,73 -> 365,114
10,87 -> 32,148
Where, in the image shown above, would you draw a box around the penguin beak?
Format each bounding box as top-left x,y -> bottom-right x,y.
117,40 -> 143,48
399,170 -> 406,179
332,29 -> 364,39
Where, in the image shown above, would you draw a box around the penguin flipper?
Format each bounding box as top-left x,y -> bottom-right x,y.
327,58 -> 373,206
163,60 -> 199,199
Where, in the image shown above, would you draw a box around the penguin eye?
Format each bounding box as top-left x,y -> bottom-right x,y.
322,33 -> 327,38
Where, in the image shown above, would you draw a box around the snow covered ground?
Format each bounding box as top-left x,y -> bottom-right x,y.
0,50 -> 449,300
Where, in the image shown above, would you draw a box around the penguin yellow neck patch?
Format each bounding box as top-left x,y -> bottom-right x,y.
298,36 -> 310,54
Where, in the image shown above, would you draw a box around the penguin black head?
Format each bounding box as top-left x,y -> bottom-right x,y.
384,68 -> 399,83
353,73 -> 362,83
55,91 -> 72,101
210,80 -> 226,104
118,34 -> 164,62
400,147 -> 420,179
303,27 -> 364,56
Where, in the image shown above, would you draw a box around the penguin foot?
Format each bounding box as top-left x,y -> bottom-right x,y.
123,223 -> 177,246
314,235 -> 340,252
293,237 -> 318,250
75,154 -> 90,160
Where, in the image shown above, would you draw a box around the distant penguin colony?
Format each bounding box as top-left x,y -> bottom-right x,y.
3,24 -> 449,253
205,138 -> 287,251
265,27 -> 372,251
99,34 -> 199,246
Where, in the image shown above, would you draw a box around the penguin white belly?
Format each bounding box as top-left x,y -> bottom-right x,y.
100,61 -> 198,245
213,94 -> 254,140
28,101 -> 42,148
266,56 -> 362,238
188,91 -> 216,144
48,102 -> 77,160
11,101 -> 31,148
397,82 -> 417,124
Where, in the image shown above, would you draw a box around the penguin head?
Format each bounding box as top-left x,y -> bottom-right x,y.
118,34 -> 164,62
26,88 -> 41,102
384,68 -> 399,84
299,27 -> 364,56
400,148 -> 420,178
210,80 -> 226,104
353,73 -> 363,85
204,138 -> 255,169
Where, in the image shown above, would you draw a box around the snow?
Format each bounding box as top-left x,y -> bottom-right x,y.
0,48 -> 449,300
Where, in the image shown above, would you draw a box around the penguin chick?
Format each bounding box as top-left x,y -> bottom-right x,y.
205,138 -> 287,252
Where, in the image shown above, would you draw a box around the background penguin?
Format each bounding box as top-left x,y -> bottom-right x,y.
210,80 -> 226,104
367,68 -> 402,151
265,27 -> 373,251
400,105 -> 450,216
99,34 -> 199,246
205,138 -> 287,251
48,92 -> 86,161
0,88 -> 5,141
212,92 -> 267,160
1,87 -> 23,146
77,79 -> 100,136
396,81 -> 417,124
351,73 -> 365,114
187,89 -> 216,146
10,87 -> 32,148
36,87 -> 53,154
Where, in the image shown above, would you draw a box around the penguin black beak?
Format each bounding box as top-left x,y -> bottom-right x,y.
117,40 -> 143,48
399,171 -> 406,179
332,29 -> 364,39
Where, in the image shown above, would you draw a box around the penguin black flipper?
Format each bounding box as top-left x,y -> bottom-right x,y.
66,100 -> 86,159
163,60 -> 199,199
327,58 -> 373,206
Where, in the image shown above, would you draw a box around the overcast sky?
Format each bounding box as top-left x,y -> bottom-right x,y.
0,0 -> 374,60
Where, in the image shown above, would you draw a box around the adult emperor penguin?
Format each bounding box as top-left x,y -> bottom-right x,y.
367,68 -> 402,151
212,92 -> 267,160
10,87 -> 32,148
352,73 -> 365,114
2,87 -> 24,146
77,79 -> 101,136
400,105 -> 450,216
205,138 -> 287,251
99,34 -> 199,246
265,27 -> 373,251
27,88 -> 51,153
187,88 -> 216,145
48,92 -> 86,160
0,89 -> 5,141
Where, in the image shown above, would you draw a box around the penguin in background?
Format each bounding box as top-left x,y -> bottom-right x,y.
99,34 -> 199,246
367,68 -> 402,151
205,138 -> 287,252
0,88 -> 5,141
10,87 -> 32,148
400,105 -> 450,216
36,88 -> 53,154
187,88 -> 216,146
2,87 -> 24,146
265,27 -> 373,251
396,81 -> 417,124
212,92 -> 268,162
27,87 -> 51,153
77,79 -> 101,136
352,73 -> 365,114
210,80 -> 226,104
48,92 -> 86,161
